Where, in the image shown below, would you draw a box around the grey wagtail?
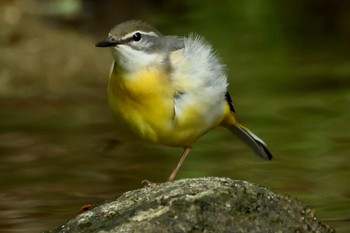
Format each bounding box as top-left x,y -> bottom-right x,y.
95,20 -> 272,181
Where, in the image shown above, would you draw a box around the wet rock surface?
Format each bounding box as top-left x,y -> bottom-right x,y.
51,177 -> 334,233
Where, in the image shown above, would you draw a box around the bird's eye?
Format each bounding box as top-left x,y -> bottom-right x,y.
133,32 -> 142,41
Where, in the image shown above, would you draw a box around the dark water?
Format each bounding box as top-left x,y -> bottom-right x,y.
1,0 -> 350,232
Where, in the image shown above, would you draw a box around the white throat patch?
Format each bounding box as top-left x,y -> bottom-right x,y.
111,45 -> 162,72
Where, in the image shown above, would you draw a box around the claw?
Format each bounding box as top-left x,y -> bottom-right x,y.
141,180 -> 158,188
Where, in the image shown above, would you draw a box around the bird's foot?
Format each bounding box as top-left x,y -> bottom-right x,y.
141,180 -> 158,188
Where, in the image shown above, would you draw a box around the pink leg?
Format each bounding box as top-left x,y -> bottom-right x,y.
168,147 -> 191,181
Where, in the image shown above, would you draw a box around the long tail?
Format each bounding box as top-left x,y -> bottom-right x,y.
223,92 -> 272,160
226,123 -> 272,160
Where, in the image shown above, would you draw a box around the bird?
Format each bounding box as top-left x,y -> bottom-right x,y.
95,20 -> 272,181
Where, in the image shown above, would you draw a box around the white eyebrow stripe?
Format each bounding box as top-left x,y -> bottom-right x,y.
122,31 -> 159,40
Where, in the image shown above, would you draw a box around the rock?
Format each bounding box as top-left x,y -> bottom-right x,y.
51,177 -> 334,233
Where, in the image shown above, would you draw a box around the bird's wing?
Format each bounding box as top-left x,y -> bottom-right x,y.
166,34 -> 228,129
167,34 -> 228,98
225,92 -> 236,112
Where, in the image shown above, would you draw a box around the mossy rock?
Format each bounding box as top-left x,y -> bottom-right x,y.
51,177 -> 334,233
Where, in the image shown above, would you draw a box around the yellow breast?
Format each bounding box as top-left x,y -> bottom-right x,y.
108,63 -> 223,147
108,63 -> 174,141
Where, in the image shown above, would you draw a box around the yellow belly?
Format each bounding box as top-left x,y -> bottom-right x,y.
108,63 -> 223,146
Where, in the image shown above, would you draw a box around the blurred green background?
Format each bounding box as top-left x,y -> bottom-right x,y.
0,0 -> 349,232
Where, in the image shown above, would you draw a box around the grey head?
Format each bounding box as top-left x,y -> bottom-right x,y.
96,20 -> 184,53
95,20 -> 164,53
96,20 -> 184,70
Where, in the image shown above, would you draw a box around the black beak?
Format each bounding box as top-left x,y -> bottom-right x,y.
95,40 -> 118,47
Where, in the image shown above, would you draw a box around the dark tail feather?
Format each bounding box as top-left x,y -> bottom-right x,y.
227,124 -> 272,160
